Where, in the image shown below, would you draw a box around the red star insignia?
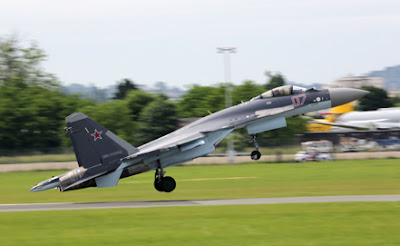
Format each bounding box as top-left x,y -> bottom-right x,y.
91,129 -> 103,141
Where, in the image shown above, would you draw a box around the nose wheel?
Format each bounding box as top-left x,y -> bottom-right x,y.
154,167 -> 176,192
232,132 -> 263,161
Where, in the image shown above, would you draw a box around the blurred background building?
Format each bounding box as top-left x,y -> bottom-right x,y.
324,75 -> 384,89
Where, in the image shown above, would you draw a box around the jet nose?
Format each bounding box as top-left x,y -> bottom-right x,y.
328,88 -> 369,108
30,185 -> 40,192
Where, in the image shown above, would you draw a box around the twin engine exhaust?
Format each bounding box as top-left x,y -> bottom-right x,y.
30,167 -> 87,192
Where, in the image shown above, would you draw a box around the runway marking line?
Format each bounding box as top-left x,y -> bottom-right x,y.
2,195 -> 400,212
122,176 -> 259,184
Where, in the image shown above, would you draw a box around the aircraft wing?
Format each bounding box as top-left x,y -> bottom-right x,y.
127,131 -> 207,160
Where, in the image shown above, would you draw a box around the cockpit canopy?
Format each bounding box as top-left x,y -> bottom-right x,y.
251,85 -> 307,101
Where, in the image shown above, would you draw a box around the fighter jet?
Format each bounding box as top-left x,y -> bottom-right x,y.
30,85 -> 368,193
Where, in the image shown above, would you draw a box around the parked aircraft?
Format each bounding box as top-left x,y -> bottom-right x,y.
30,85 -> 368,193
307,103 -> 353,132
312,107 -> 400,131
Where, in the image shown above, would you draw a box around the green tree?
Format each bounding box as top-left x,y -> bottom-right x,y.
357,86 -> 393,111
0,36 -> 90,151
125,90 -> 156,121
232,80 -> 265,104
79,100 -> 135,143
0,35 -> 59,89
113,79 -> 138,100
178,85 -> 222,117
204,84 -> 227,113
138,99 -> 178,144
265,71 -> 285,90
257,116 -> 308,146
0,85 -> 92,150
178,81 -> 265,118
391,96 -> 400,107
178,83 -> 246,118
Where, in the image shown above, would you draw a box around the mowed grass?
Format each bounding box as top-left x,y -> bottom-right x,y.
0,154 -> 76,164
0,159 -> 400,204
1,202 -> 400,246
1,160 -> 400,246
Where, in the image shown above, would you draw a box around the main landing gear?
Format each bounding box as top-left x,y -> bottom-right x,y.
250,135 -> 261,161
154,167 -> 176,192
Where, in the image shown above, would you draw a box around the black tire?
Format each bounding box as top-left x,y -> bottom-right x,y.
160,176 -> 176,193
251,150 -> 261,160
154,179 -> 164,192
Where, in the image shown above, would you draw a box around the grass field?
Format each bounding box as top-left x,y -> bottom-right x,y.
1,159 -> 400,204
1,202 -> 400,246
0,154 -> 76,164
1,159 -> 400,246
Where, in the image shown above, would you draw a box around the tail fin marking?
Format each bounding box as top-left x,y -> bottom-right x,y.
66,112 -> 138,169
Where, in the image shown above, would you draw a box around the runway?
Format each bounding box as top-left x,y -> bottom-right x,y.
1,195 -> 400,212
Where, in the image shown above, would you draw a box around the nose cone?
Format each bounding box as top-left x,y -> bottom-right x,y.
30,185 -> 41,192
329,88 -> 369,108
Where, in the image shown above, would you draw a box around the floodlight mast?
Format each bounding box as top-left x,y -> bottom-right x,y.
217,46 -> 236,162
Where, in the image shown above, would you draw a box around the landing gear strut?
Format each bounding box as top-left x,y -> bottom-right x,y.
232,132 -> 262,161
250,135 -> 261,161
154,165 -> 176,192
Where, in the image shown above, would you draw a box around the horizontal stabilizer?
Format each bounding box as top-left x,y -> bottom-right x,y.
95,169 -> 124,188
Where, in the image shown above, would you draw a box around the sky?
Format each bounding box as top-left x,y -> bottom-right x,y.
1,0 -> 399,88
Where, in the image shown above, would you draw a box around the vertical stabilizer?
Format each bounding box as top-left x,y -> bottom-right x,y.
66,112 -> 138,169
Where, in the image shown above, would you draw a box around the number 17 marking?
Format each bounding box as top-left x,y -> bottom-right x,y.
291,94 -> 306,106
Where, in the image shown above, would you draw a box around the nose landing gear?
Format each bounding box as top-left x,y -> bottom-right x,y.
232,132 -> 262,160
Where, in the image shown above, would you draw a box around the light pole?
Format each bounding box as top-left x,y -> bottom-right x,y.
217,46 -> 236,162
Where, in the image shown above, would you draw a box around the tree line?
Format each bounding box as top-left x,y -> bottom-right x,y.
0,35 -> 298,152
1,35 -> 396,153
